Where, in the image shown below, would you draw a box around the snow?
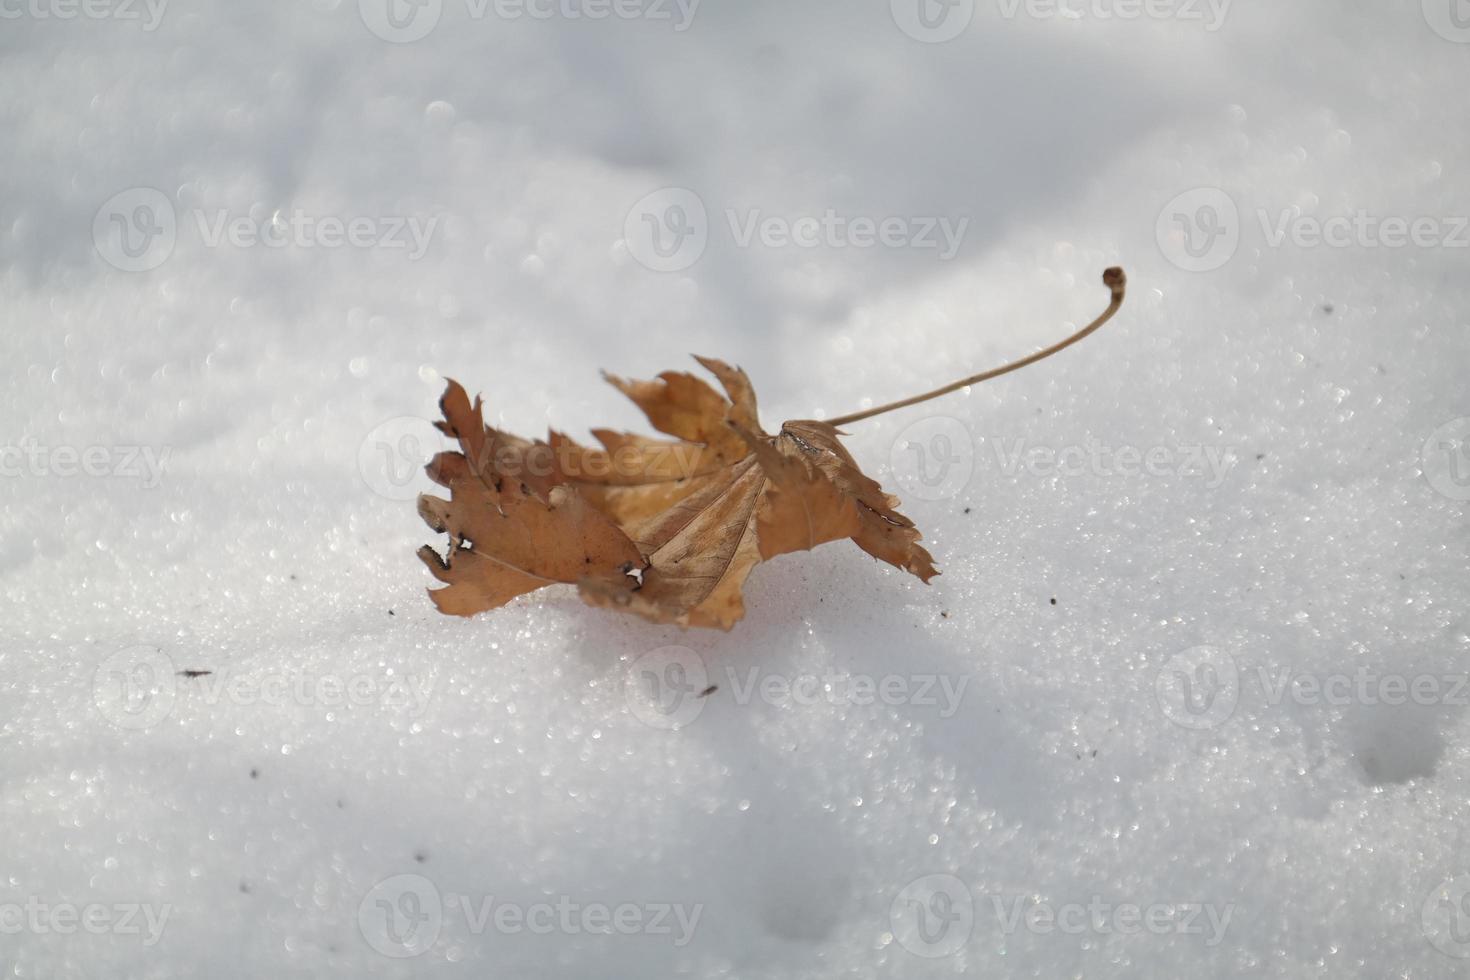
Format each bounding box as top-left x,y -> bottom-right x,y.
2,0 -> 1469,976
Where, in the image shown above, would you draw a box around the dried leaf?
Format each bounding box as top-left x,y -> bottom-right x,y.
418,360 -> 935,629
415,268 -> 1126,630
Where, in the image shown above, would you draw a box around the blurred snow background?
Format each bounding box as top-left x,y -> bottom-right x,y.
2,0 -> 1469,976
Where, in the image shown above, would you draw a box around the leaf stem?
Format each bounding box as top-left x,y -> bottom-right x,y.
826,267 -> 1127,427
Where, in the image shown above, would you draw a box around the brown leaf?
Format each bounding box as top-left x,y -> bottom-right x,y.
416,268 -> 1128,630
418,361 -> 936,629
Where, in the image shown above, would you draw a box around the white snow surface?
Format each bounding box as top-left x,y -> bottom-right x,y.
2,0 -> 1469,977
